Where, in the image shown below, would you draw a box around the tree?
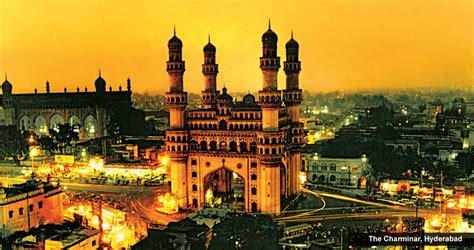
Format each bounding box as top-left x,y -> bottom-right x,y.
38,123 -> 79,154
108,107 -> 152,137
0,126 -> 30,165
456,151 -> 474,177
209,214 -> 281,250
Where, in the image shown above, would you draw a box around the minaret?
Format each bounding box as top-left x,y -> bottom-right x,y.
257,21 -> 284,214
283,31 -> 302,121
94,72 -> 106,137
165,28 -> 189,208
1,75 -> 14,125
284,32 -> 303,196
259,20 -> 281,130
201,35 -> 219,108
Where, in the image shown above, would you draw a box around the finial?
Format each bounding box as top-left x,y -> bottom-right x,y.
4,73 -> 7,81
268,19 -> 271,29
208,34 -> 211,43
99,68 -> 101,77
173,25 -> 176,36
291,30 -> 293,39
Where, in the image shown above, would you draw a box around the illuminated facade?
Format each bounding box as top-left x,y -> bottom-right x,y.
165,24 -> 305,214
304,155 -> 371,187
0,180 -> 63,238
0,74 -> 132,139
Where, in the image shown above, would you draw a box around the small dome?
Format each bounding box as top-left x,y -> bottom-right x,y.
243,93 -> 255,104
218,86 -> 233,102
168,35 -> 183,48
286,37 -> 299,49
204,42 -> 216,52
2,79 -> 12,95
95,75 -> 106,92
262,28 -> 278,43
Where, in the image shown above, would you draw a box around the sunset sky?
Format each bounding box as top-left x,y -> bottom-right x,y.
0,0 -> 472,94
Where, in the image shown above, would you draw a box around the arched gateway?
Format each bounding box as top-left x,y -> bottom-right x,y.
166,24 -> 304,214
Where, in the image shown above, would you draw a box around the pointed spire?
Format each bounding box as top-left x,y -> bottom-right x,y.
4,73 -> 7,81
173,25 -> 176,36
208,33 -> 211,43
99,68 -> 101,77
291,30 -> 293,39
268,18 -> 271,29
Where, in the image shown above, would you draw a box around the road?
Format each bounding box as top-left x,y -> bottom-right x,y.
276,187 -> 458,226
0,175 -> 168,194
1,174 -> 184,225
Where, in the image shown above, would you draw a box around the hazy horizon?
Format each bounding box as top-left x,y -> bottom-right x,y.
1,0 -> 473,94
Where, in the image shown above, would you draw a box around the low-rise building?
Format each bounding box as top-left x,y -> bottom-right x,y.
304,154 -> 371,187
6,222 -> 99,250
0,180 -> 63,238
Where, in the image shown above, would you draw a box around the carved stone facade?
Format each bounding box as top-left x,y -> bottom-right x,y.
166,24 -> 305,214
0,75 -> 132,139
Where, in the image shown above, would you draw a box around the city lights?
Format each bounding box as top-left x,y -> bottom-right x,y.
0,2 -> 472,249
156,193 -> 178,214
299,171 -> 307,184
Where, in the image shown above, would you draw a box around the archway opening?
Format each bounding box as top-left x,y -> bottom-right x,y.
204,168 -> 245,211
84,115 -> 97,138
50,114 -> 65,131
34,115 -> 47,134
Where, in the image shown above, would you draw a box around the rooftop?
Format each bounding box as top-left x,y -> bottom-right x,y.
0,180 -> 62,205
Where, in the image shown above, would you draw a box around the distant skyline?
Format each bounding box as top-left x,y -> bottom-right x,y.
0,0 -> 472,94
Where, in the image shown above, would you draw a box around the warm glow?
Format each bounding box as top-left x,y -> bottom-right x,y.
89,158 -> 104,170
64,203 -> 145,248
299,171 -> 307,184
0,1 -> 471,93
157,193 -> 178,214
205,188 -> 214,206
30,148 -> 38,157
161,156 -> 169,166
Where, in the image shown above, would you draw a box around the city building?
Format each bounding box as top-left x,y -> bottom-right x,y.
165,24 -> 305,214
132,218 -> 209,250
304,154 -> 371,187
0,73 -> 133,139
0,180 -> 63,238
5,221 -> 99,250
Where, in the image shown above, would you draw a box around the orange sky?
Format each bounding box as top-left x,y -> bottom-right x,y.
0,0 -> 472,94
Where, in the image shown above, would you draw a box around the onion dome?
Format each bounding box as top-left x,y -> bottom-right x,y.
286,32 -> 299,49
168,27 -> 183,49
204,34 -> 216,52
168,35 -> 183,48
262,20 -> 278,43
243,93 -> 256,104
95,70 -> 106,93
204,42 -> 216,53
218,86 -> 233,103
2,74 -> 12,95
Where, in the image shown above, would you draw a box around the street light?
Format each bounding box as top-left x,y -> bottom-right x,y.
28,135 -> 35,144
30,147 -> 38,168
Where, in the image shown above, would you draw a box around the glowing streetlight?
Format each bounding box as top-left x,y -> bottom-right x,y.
361,154 -> 367,163
205,189 -> 214,206
30,147 -> 38,169
28,135 -> 35,144
313,152 -> 319,160
161,156 -> 168,166
299,171 -> 307,184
